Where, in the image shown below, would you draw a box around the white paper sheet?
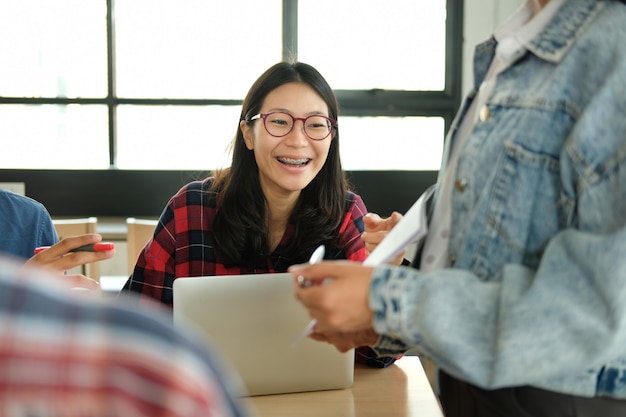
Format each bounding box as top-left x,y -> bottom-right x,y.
291,184 -> 436,346
363,184 -> 436,266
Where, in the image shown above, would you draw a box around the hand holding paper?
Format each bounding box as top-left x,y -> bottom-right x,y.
363,184 -> 436,266
291,184 -> 436,346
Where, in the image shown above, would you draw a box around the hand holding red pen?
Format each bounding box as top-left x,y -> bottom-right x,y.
24,234 -> 115,291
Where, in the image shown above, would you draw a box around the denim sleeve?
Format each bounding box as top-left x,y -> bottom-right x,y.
370,219 -> 626,393
36,206 -> 59,247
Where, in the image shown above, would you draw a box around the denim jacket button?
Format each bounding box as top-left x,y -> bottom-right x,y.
479,105 -> 490,122
454,178 -> 467,192
448,255 -> 457,266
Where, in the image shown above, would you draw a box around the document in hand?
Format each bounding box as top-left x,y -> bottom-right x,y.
363,184 -> 436,266
292,184 -> 436,347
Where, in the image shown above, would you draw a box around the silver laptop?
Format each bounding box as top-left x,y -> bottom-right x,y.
172,273 -> 355,396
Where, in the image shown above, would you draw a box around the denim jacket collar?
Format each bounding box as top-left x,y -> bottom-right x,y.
527,0 -> 606,63
472,0 -> 607,86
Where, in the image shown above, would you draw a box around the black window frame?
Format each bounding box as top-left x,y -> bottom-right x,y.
0,0 -> 463,217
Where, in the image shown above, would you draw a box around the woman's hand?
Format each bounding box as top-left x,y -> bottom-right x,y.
362,212 -> 406,265
24,234 -> 115,290
291,260 -> 375,334
309,328 -> 380,352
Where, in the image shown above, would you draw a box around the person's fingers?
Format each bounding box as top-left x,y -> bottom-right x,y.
310,329 -> 380,352
362,231 -> 387,254
48,249 -> 115,272
34,234 -> 103,260
291,260 -> 351,290
63,274 -> 101,291
291,261 -> 374,333
362,229 -> 386,244
386,211 -> 403,229
309,332 -> 328,342
294,284 -> 328,317
291,261 -> 344,292
364,212 -> 403,232
322,332 -> 354,352
309,331 -> 355,353
26,235 -> 115,280
363,212 -> 384,231
363,212 -> 408,263
362,212 -> 404,251
294,284 -> 343,328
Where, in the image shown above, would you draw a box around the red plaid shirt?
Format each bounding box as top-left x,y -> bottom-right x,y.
122,177 -> 394,368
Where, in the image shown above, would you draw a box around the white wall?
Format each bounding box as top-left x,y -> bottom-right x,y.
461,0 -> 521,95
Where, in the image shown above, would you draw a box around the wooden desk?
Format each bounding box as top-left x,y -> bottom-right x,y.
245,356 -> 443,417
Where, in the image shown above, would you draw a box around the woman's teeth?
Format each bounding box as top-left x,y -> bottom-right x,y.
277,157 -> 310,166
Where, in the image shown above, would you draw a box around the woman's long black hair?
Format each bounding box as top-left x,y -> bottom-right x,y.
211,61 -> 349,267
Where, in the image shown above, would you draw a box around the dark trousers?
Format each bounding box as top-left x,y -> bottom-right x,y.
439,370 -> 626,417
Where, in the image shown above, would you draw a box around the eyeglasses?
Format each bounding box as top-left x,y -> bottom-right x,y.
250,112 -> 336,141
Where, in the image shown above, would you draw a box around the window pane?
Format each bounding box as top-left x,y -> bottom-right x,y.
116,105 -> 240,170
115,1 -> 282,99
339,116 -> 444,170
0,0 -> 107,98
299,0 -> 447,91
0,104 -> 109,169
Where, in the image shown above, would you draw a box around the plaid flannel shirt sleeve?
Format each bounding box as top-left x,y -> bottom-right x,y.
121,181 -> 215,308
341,193 -> 397,368
121,195 -> 179,307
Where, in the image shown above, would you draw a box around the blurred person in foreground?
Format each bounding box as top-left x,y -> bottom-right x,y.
0,255 -> 252,417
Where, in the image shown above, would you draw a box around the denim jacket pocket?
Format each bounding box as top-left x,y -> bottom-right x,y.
473,141 -> 575,277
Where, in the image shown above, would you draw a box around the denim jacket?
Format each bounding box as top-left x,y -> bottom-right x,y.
370,0 -> 626,398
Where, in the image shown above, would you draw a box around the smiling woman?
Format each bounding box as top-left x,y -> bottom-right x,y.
240,82 -> 335,202
120,61 -> 398,369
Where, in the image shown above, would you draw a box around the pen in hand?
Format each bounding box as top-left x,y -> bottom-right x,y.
34,242 -> 115,255
291,245 -> 325,347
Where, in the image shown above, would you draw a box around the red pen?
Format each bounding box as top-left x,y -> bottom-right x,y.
34,242 -> 115,255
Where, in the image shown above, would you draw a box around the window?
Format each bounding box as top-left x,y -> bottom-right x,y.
0,0 -> 462,216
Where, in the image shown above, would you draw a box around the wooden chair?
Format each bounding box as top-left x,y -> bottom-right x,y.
52,217 -> 100,282
126,217 -> 158,275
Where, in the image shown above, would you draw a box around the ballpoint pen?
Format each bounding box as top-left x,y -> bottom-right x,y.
34,242 -> 115,255
291,244 -> 325,347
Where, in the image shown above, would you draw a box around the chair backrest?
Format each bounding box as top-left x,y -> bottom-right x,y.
52,217 -> 100,282
126,217 -> 158,275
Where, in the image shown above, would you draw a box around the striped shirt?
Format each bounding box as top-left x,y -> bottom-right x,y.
0,258 -> 252,417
